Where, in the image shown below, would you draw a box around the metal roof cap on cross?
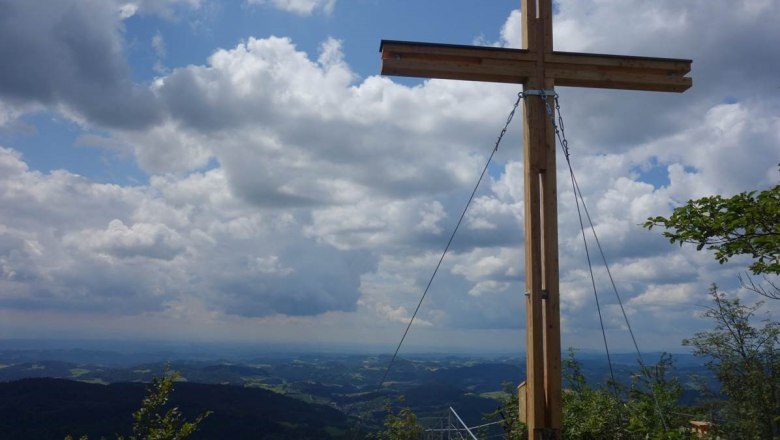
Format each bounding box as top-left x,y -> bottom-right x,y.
379,1 -> 691,439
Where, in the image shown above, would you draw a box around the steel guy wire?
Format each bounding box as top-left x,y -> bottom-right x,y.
350,91 -> 524,439
376,91 -> 522,391
540,91 -> 618,393
541,91 -> 669,431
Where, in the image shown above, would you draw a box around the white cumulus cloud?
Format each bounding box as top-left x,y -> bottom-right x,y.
247,0 -> 335,15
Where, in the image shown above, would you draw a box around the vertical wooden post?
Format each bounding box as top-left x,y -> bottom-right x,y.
522,84 -> 548,438
522,0 -> 561,438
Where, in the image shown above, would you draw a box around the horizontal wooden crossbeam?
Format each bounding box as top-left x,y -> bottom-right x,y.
380,40 -> 692,93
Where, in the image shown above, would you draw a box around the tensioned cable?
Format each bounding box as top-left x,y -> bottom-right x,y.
571,160 -> 668,430
539,92 -> 617,392
542,92 -> 669,431
376,91 -> 523,390
569,156 -> 618,390
349,91 -> 524,439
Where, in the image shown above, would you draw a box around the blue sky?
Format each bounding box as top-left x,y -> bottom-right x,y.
0,0 -> 778,354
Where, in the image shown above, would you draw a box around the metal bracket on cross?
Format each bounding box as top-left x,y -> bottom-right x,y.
523,89 -> 557,97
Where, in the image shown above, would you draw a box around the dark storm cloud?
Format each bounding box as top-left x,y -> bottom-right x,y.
0,0 -> 160,129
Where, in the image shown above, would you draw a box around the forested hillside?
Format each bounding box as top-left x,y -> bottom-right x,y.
0,378 -> 354,439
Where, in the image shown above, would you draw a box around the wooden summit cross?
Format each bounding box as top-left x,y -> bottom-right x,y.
379,2 -> 691,439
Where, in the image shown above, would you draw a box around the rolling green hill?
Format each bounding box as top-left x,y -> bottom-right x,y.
0,378 -> 356,440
